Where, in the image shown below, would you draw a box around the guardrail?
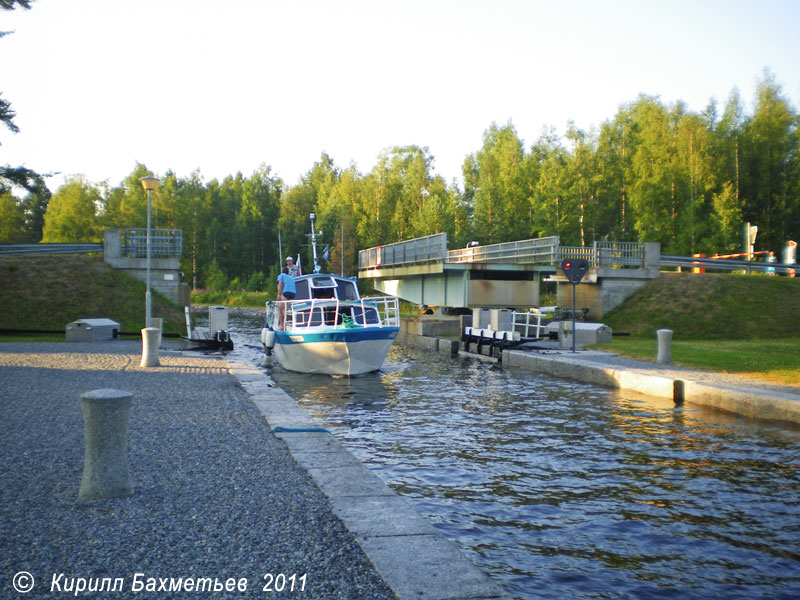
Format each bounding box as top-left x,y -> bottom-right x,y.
662,255 -> 796,274
0,243 -> 103,256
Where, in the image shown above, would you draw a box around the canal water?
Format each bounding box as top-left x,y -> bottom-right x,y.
228,313 -> 800,600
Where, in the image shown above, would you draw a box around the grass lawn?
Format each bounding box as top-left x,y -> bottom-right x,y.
592,337 -> 800,386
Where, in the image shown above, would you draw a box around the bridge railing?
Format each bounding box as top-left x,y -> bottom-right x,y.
358,232 -> 447,269
557,245 -> 596,263
596,241 -> 645,267
558,241 -> 645,267
447,236 -> 560,264
359,235 -> 647,269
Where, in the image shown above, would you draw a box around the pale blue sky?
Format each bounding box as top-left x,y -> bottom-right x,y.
3,0 -> 799,192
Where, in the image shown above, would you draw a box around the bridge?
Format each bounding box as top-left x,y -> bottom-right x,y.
358,234 -> 662,319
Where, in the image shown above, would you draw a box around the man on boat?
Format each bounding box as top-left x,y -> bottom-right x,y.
286,256 -> 301,277
277,267 -> 297,330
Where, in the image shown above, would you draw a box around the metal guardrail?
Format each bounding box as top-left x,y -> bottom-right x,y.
447,236 -> 559,264
662,255 -> 796,274
124,228 -> 182,258
0,243 -> 103,256
358,232 -> 447,269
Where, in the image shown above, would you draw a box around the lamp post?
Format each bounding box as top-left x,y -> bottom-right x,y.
139,176 -> 159,328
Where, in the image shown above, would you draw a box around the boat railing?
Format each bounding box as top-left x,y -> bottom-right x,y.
284,298 -> 339,329
273,296 -> 400,330
360,296 -> 400,328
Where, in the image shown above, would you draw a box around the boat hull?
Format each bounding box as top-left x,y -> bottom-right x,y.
273,327 -> 399,375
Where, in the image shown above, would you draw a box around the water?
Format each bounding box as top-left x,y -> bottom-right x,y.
229,313 -> 800,599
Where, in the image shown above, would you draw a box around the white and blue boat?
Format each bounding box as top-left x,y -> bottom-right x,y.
261,215 -> 400,375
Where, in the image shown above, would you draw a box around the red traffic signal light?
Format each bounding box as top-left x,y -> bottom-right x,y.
561,258 -> 590,283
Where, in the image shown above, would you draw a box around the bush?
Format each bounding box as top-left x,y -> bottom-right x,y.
247,271 -> 266,291
204,260 -> 227,291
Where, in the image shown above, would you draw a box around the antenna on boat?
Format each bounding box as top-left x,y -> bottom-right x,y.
309,213 -> 323,274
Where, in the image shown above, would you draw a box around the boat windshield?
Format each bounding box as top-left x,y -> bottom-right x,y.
335,279 -> 359,301
291,275 -> 360,302
294,279 -> 310,300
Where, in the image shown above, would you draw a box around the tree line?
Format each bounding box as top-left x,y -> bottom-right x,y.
2,71 -> 798,290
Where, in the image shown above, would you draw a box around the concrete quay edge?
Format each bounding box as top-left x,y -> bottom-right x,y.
395,332 -> 800,426
224,356 -> 511,600
501,349 -> 800,425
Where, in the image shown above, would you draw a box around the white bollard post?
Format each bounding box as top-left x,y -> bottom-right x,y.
140,327 -> 160,367
656,329 -> 673,364
78,388 -> 133,501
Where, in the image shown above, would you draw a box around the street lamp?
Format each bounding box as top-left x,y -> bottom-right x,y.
139,176 -> 159,328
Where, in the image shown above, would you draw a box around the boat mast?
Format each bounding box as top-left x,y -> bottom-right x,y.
309,213 -> 322,274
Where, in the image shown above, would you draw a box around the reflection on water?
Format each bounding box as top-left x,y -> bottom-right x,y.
228,314 -> 800,600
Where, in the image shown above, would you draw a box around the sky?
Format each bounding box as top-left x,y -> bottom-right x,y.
3,0 -> 800,193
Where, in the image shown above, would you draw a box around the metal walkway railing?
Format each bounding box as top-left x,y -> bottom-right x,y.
447,236 -> 559,264
124,228 -> 182,258
358,233 -> 447,269
359,235 -> 646,269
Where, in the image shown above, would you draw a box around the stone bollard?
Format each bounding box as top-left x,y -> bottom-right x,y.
656,329 -> 673,364
140,327 -> 160,367
78,389 -> 133,501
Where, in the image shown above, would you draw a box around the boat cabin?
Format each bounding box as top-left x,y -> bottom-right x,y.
294,274 -> 360,302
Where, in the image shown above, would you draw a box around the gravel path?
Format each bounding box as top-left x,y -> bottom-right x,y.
0,341 -> 394,599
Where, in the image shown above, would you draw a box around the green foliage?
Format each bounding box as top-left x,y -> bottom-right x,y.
711,182 -> 743,252
41,177 -> 101,242
190,289 -> 271,307
0,191 -> 23,242
203,259 -> 227,291
246,271 -> 265,291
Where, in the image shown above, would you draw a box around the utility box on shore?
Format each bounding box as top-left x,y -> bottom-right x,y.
546,321 -> 613,347
208,306 -> 229,335
65,318 -> 120,342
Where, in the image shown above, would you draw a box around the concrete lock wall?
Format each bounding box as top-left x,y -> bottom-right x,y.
557,277 -> 652,321
103,229 -> 187,307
